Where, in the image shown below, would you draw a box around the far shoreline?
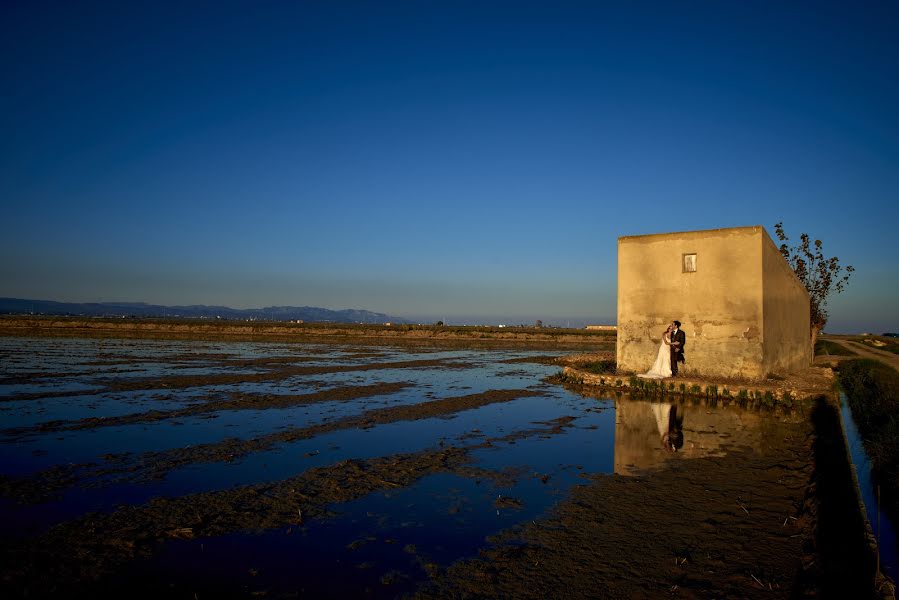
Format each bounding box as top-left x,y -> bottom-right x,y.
0,315 -> 615,348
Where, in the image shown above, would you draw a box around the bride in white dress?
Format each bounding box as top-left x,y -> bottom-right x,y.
638,324 -> 673,379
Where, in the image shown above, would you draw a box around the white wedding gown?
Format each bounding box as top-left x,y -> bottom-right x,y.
638,335 -> 672,379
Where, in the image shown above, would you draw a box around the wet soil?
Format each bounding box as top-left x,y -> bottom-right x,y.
101,358 -> 471,393
419,398 -> 880,599
1,416 -> 582,598
4,381 -> 415,436
1,447 -> 472,597
2,358 -> 471,402
0,389 -> 545,503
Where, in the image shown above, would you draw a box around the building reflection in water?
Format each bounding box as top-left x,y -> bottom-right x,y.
613,397 -> 801,475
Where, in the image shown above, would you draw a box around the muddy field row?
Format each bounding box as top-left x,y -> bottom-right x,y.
0,336 -> 880,598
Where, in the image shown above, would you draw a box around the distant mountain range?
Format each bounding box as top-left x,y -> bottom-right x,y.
0,298 -> 409,325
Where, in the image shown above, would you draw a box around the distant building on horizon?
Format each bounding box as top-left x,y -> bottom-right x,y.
616,225 -> 810,379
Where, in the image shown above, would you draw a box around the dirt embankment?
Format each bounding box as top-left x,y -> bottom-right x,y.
0,316 -> 614,346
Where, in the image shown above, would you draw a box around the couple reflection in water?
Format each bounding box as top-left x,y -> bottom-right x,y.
613,399 -> 689,474
652,402 -> 684,453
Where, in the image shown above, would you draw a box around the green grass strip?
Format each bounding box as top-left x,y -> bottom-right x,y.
838,359 -> 899,526
815,339 -> 856,356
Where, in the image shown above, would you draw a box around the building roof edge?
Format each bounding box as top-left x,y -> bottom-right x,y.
618,225 -> 764,242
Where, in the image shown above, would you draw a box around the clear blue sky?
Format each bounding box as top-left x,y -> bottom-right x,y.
2,1 -> 897,332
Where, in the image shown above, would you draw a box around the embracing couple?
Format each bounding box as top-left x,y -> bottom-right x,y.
637,321 -> 685,380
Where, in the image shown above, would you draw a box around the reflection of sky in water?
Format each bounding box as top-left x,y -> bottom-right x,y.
0,339 -> 577,527
0,416 -> 238,476
0,380 -> 102,398
3,391 -> 610,536
0,336 -> 338,386
0,389 -> 213,429
0,337 -> 536,404
103,364 -> 264,378
3,385 -> 446,476
159,394 -> 572,495
112,508 -> 432,599
105,411 -> 617,600
139,473 -> 547,599
286,361 -> 558,396
0,336 -> 807,598
841,394 -> 897,580
0,343 -> 560,478
471,403 -> 615,478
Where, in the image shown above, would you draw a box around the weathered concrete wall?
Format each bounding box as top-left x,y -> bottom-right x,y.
761,229 -> 811,374
617,227 -> 765,378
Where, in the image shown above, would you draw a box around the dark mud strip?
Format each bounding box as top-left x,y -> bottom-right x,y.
1,358 -> 470,402
4,381 -> 415,436
0,417 -> 584,597
101,358 -> 470,393
177,353 -> 372,369
342,351 -> 389,359
169,354 -> 326,369
0,447 -> 474,597
0,372 -> 94,385
92,352 -> 241,362
78,352 -> 306,367
0,389 -> 545,503
0,353 -> 345,384
486,414 -> 578,446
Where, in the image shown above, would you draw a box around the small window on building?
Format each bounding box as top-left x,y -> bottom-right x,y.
682,253 -> 696,273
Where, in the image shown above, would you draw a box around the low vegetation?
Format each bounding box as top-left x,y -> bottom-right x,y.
838,359 -> 899,524
815,339 -> 856,356
579,359 -> 616,375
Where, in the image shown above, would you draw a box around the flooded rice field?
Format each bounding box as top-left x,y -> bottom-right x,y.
0,336 -> 871,597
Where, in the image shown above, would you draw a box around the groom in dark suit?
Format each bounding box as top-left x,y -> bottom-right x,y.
670,320 -> 686,376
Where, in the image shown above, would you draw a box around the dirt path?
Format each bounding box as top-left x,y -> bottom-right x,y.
832,339 -> 899,371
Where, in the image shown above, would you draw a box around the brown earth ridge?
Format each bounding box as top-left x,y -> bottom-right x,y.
0,316 -> 615,345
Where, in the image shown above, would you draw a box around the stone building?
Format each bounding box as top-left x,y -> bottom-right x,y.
616,226 -> 810,379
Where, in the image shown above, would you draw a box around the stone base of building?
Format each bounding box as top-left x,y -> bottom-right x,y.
560,365 -> 834,403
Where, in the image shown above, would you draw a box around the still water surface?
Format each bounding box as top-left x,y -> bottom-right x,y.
840,393 -> 898,580
0,336 -> 797,596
